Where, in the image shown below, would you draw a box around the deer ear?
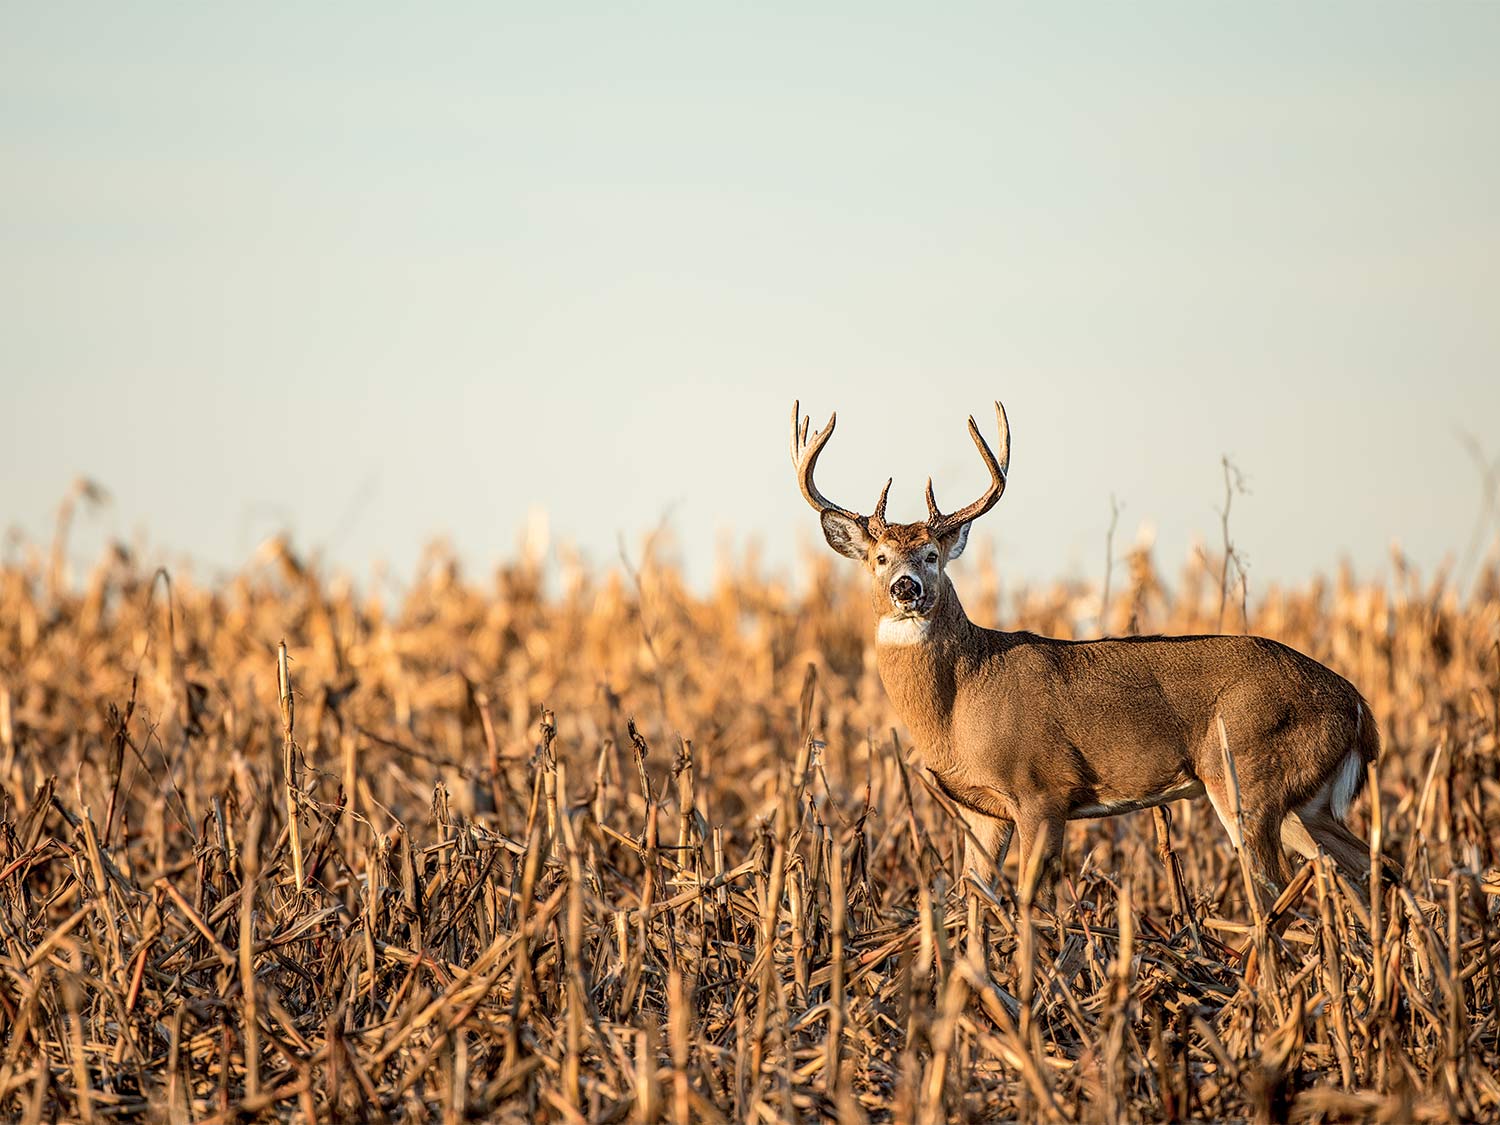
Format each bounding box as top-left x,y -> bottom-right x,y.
820,511 -> 873,561
940,521 -> 971,561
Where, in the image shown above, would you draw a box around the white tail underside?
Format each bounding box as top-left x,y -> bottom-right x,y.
1328,703 -> 1367,821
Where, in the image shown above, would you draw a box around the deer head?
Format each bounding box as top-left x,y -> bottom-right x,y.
791,400 -> 1010,633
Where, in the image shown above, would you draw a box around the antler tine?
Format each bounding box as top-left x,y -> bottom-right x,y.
790,401 -> 828,468
927,400 -> 1010,533
872,478 -> 892,525
790,400 -> 869,525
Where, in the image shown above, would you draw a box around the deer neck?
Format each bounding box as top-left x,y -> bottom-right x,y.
873,579 -> 977,755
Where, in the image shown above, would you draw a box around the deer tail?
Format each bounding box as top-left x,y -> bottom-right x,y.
1332,698 -> 1379,822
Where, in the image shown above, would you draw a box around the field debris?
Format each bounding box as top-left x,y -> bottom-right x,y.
2,537 -> 1498,1121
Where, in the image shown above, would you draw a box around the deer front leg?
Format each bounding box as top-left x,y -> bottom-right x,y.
1152,805 -> 1203,949
959,807 -> 1013,890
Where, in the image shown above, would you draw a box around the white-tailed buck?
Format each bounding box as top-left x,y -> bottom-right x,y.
792,400 -> 1379,903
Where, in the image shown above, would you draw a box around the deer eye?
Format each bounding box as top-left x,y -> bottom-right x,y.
875,554 -> 887,566
926,552 -> 938,563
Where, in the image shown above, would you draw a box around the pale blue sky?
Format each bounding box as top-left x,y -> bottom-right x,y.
4,3 -> 1498,592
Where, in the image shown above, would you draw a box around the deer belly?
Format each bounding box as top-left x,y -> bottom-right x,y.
1067,781 -> 1206,820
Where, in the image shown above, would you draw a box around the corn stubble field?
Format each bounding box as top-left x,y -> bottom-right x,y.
2,525 -> 1499,1124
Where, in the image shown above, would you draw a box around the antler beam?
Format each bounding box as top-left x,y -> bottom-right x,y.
925,401 -> 1010,534
791,401 -> 888,532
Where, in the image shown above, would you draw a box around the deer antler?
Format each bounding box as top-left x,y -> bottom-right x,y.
791,402 -> 889,533
925,401 -> 1010,534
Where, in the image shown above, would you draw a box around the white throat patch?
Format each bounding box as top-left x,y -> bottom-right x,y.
877,615 -> 931,646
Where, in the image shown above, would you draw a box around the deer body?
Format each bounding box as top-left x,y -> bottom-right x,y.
793,400 -> 1377,901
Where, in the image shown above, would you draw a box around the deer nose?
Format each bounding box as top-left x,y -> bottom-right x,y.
890,575 -> 922,604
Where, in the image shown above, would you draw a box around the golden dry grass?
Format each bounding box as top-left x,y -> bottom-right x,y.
1,523 -> 1498,1123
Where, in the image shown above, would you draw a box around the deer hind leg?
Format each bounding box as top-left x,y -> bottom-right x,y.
1014,805 -> 1065,910
1279,812 -> 1320,860
1245,809 -> 1293,891
1203,777 -> 1290,894
1269,740 -> 1376,889
959,808 -> 1013,889
1294,802 -> 1375,885
1279,805 -> 1368,875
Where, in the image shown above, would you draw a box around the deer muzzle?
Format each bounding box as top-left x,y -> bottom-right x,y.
890,575 -> 923,608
